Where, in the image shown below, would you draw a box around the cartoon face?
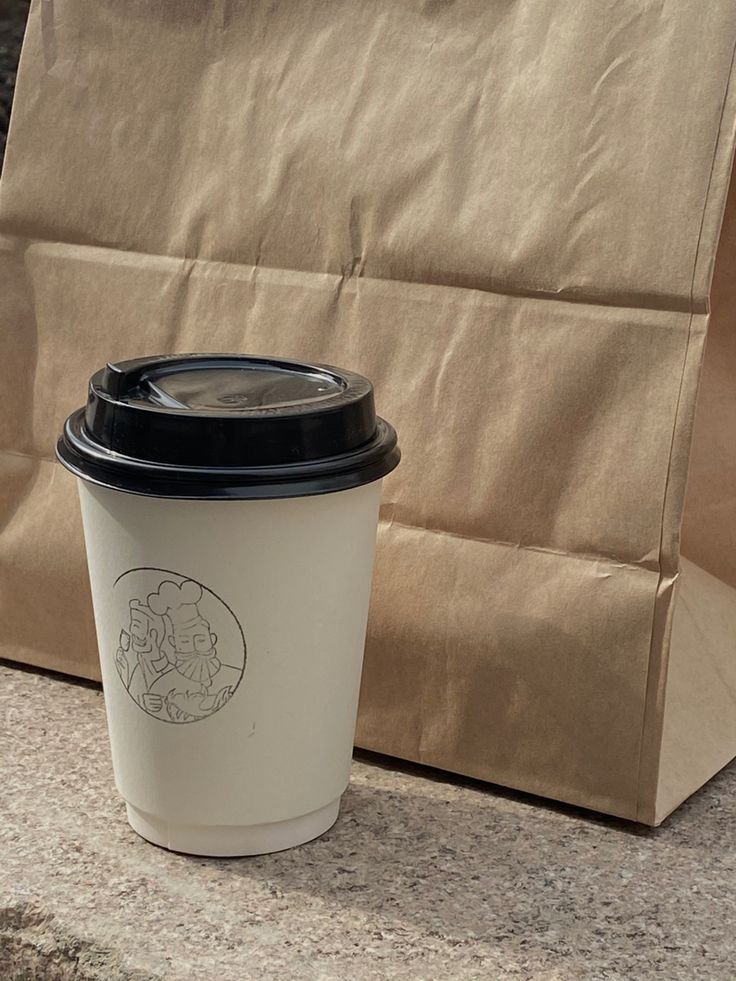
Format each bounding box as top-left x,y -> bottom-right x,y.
129,605 -> 160,653
173,618 -> 217,656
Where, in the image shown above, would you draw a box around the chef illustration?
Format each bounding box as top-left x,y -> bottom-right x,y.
142,579 -> 241,722
115,599 -> 169,711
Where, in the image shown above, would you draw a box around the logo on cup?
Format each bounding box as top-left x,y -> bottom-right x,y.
112,569 -> 246,724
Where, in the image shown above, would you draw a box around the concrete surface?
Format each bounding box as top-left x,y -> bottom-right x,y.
1,661 -> 734,981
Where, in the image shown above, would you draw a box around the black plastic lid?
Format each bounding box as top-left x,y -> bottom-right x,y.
57,354 -> 400,499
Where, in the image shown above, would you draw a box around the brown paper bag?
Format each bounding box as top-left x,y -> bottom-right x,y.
2,0 -> 735,823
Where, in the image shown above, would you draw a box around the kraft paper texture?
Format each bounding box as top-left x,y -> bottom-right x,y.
2,0 -> 736,823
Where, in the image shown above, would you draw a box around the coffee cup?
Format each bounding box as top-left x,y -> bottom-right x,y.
57,354 -> 399,855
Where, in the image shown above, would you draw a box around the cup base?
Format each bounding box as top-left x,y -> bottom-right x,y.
125,798 -> 341,856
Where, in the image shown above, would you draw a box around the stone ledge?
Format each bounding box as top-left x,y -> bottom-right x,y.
1,661 -> 734,981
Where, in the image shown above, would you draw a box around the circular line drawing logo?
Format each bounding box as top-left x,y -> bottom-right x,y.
112,568 -> 246,724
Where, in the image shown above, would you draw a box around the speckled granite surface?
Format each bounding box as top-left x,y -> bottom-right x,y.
1,662 -> 734,981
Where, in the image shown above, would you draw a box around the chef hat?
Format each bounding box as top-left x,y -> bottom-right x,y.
148,579 -> 210,632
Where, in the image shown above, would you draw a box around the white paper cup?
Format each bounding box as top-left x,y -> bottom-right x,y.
58,355 -> 399,855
